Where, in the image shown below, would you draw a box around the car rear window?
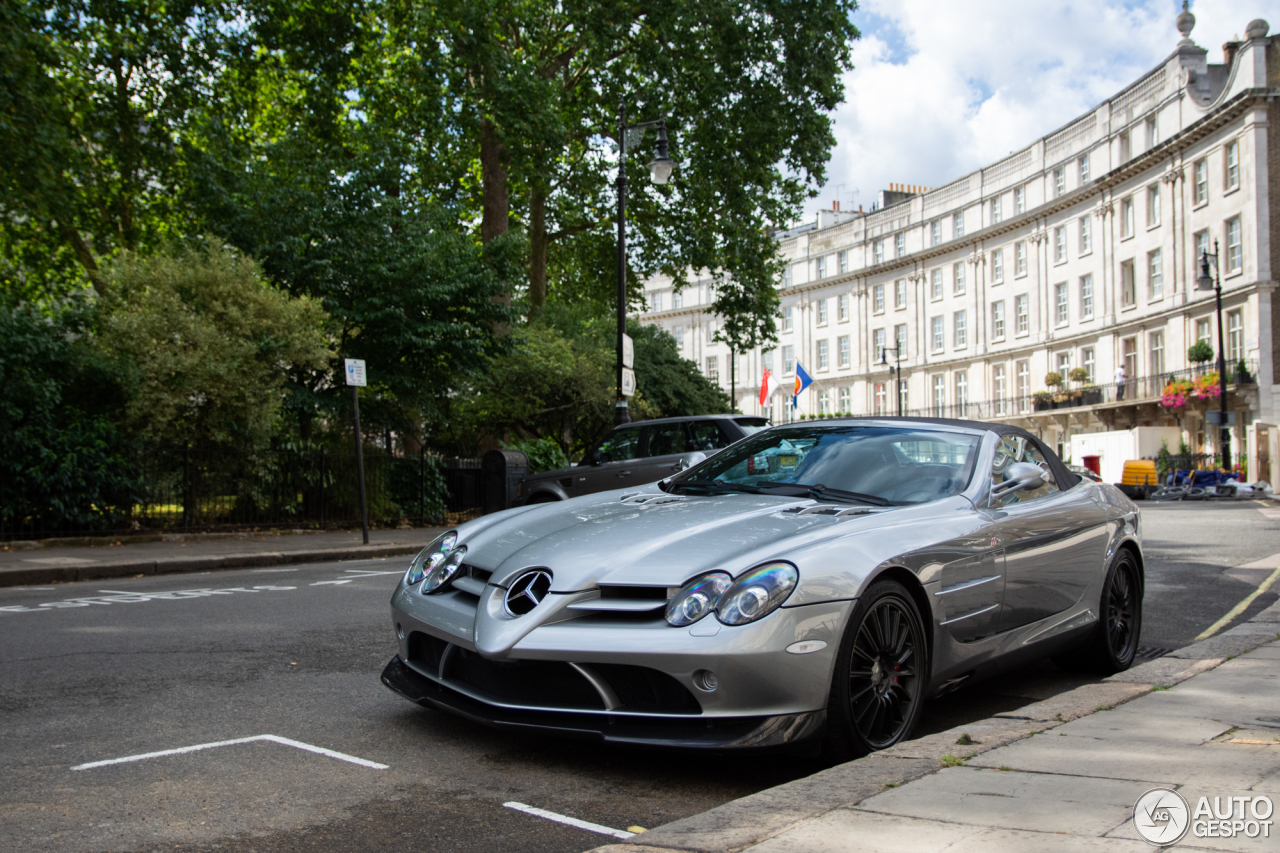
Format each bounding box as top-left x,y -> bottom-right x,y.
734,417 -> 770,435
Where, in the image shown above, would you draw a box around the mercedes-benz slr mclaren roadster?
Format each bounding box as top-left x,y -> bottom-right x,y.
381,418 -> 1143,757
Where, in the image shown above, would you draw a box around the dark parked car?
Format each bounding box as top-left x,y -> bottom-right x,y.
515,414 -> 769,505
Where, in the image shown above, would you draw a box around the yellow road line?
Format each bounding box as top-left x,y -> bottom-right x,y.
1194,566 -> 1280,641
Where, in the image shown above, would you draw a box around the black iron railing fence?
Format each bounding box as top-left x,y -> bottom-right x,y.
1,446 -> 485,541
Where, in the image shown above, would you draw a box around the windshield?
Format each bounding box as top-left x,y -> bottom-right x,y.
669,425 -> 981,505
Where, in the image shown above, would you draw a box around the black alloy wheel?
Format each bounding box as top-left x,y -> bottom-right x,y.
1056,549 -> 1142,674
825,579 -> 928,760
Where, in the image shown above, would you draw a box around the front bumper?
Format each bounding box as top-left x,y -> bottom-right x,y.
381,654 -> 826,749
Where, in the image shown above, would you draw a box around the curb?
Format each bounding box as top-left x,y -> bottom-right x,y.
587,600 -> 1280,853
0,544 -> 423,588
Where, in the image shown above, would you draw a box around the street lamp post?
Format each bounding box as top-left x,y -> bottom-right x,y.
615,103 -> 675,425
879,345 -> 904,417
1196,241 -> 1230,471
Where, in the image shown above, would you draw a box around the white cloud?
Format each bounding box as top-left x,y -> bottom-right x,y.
804,0 -> 1280,218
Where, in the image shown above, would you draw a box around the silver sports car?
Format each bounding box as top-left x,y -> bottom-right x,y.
382,418 -> 1143,758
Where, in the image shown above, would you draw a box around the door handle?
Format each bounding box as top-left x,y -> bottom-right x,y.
617,470 -> 632,477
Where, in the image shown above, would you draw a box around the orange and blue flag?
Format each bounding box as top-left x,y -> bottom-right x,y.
792,362 -> 813,407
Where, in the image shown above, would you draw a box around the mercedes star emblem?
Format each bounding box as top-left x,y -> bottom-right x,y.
504,570 -> 553,617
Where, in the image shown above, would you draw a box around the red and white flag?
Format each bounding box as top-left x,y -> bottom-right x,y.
759,368 -> 778,406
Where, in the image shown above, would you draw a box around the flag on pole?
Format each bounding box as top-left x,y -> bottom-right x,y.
759,368 -> 777,406
792,363 -> 813,408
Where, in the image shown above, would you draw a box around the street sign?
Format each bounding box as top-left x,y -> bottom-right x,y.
344,359 -> 367,387
1205,411 -> 1235,425
622,334 -> 634,369
622,366 -> 636,397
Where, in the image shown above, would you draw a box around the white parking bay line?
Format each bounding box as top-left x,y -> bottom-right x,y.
71,734 -> 388,771
503,802 -> 635,839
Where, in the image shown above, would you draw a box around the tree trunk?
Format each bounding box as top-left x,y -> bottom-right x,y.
529,186 -> 548,311
59,223 -> 102,287
479,119 -> 509,244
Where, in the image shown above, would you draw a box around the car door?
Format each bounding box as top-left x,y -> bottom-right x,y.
991,436 -> 1111,634
687,420 -> 734,453
629,421 -> 694,483
575,425 -> 643,494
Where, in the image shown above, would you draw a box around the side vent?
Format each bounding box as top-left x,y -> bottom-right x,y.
620,494 -> 687,506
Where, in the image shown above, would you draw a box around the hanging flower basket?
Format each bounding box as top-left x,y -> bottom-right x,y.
1192,372 -> 1221,400
1160,378 -> 1193,410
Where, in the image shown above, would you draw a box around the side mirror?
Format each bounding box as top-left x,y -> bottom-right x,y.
672,451 -> 708,472
991,462 -> 1047,498
585,449 -> 602,466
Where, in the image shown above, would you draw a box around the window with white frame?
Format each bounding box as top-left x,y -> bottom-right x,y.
1079,215 -> 1092,253
783,265 -> 792,288
673,325 -> 684,349
953,211 -> 964,239
1195,230 -> 1210,268
707,318 -> 717,342
895,232 -> 906,258
782,305 -> 793,330
895,323 -> 907,355
898,378 -> 909,416
873,328 -> 886,360
1145,115 -> 1158,149
992,248 -> 1004,283
1228,310 -> 1243,361
931,269 -> 943,300
762,348 -> 774,375
817,298 -> 828,325
1081,347 -> 1095,382
1054,167 -> 1065,198
991,196 -> 1002,224
818,389 -> 830,415
1226,217 -> 1242,273
1149,331 -> 1164,376
1225,140 -> 1240,191
1055,282 -> 1069,325
1079,153 -> 1090,184
931,316 -> 944,352
1080,274 -> 1094,319
992,301 -> 1005,340
817,339 -> 829,370
993,364 -> 1007,415
1016,360 -> 1030,410
839,386 -> 850,413
895,279 -> 907,309
874,240 -> 884,264
1015,294 -> 1029,335
1121,197 -> 1134,238
1015,241 -> 1027,276
1056,353 -> 1071,383
1194,158 -> 1208,204
953,262 -> 966,295
955,371 -> 968,415
672,290 -> 682,309
816,256 -> 826,279
873,284 -> 885,313
783,345 -> 795,374
874,381 -> 887,415
705,356 -> 719,382
1014,186 -> 1025,214
1121,260 -> 1136,307
838,293 -> 849,321
838,335 -> 850,367
839,250 -> 848,273
1054,225 -> 1066,263
1196,319 -> 1210,343
649,292 -> 661,312
931,221 -> 941,246
1148,249 -> 1163,299
1147,184 -> 1160,227
932,374 -> 946,416
954,310 -> 967,348
1122,336 -> 1137,379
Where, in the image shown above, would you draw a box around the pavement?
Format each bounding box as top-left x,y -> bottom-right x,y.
586,602 -> 1280,853
0,527 -> 447,586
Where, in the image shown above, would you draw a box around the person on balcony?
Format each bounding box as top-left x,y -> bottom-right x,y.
1115,364 -> 1128,401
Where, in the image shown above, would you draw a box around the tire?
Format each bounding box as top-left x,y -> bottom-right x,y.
824,579 -> 929,761
1055,550 -> 1142,674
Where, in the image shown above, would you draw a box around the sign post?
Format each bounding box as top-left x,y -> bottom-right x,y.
621,333 -> 636,398
344,359 -> 369,545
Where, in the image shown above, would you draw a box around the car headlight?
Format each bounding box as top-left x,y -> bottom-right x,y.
665,572 -> 732,626
405,531 -> 457,586
716,562 -> 798,625
421,546 -> 467,594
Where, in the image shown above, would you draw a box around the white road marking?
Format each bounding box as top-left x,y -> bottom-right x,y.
310,579 -> 354,586
503,802 -> 635,839
71,734 -> 388,771
343,569 -> 403,577
0,585 -> 295,614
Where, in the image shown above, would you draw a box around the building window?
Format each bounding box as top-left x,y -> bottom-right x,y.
931,316 -> 944,352
1054,225 -> 1066,263
895,279 -> 907,309
899,379 -> 910,413
1149,331 -> 1164,376
705,356 -> 719,382
838,250 -> 848,273
672,290 -> 682,309
991,196 -> 1002,224
1147,184 -> 1160,227
762,348 -> 774,375
953,211 -> 964,239
817,389 -> 830,415
895,232 -> 906,258
1121,260 -> 1136,307
782,345 -> 795,374
838,335 -> 850,367
956,371 -> 968,415
993,364 -> 1007,415
1054,167 -> 1065,198
1195,230 -> 1210,267
782,305 -> 793,331
1015,241 -> 1027,276
673,325 -> 684,349
992,248 -> 1004,283
931,221 -> 941,246
707,318 -> 717,342
1057,351 -> 1071,377
1055,282 -> 1069,325
992,301 -> 1006,340
838,293 -> 849,321
1081,347 -> 1095,382
839,386 -> 850,412
874,240 -> 884,264
1225,140 -> 1240,191
954,310 -> 967,348
816,256 -> 827,279
873,284 -> 885,313
1016,360 -> 1030,411
1148,249 -> 1163,299
895,323 -> 907,356
1014,186 -> 1025,214
1196,318 -> 1211,344
1225,217 -> 1242,273
1015,294 -> 1029,335
1120,197 -> 1134,238
649,292 -> 661,312
1228,310 -> 1243,360
932,374 -> 946,416
1080,274 -> 1094,319
1079,153 -> 1090,184
1122,336 -> 1137,380
817,298 -> 828,325
817,339 -> 829,370
1145,115 -> 1158,149
873,328 -> 886,360
783,265 -> 792,288
931,269 -> 943,300
1194,158 -> 1208,204
1079,216 -> 1092,253
953,262 -> 966,295
874,382 -> 886,415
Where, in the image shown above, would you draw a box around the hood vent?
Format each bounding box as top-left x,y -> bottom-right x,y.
782,504 -> 875,517
620,494 -> 687,507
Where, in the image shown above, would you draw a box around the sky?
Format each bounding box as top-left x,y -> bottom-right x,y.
802,0 -> 1280,220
